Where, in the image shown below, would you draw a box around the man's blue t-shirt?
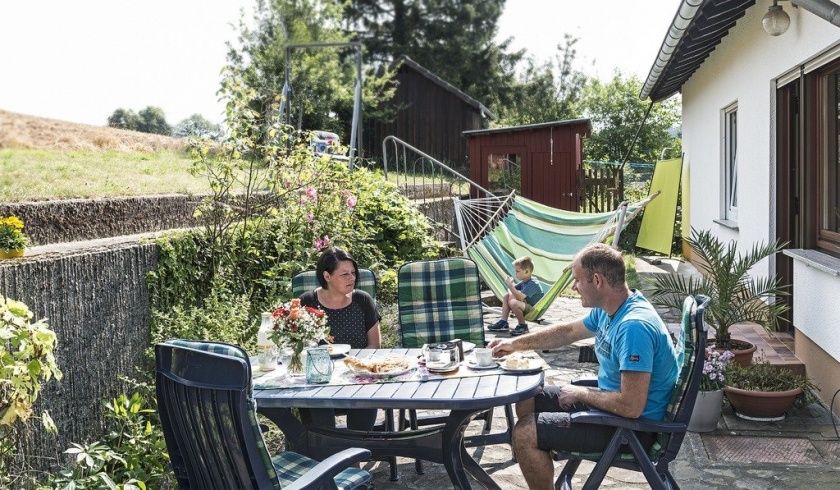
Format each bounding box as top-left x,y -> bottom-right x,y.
515,278 -> 544,306
582,290 -> 678,420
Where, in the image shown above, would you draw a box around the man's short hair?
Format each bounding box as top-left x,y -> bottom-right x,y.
576,244 -> 625,287
513,256 -> 534,273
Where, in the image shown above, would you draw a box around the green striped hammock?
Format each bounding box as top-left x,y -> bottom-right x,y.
455,191 -> 657,321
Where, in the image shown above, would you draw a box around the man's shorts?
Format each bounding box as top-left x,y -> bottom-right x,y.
533,385 -> 656,454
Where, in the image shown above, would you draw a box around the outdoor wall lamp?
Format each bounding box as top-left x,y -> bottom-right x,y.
763,0 -> 791,36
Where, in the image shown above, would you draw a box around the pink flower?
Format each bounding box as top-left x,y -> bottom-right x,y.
312,235 -> 331,250
346,194 -> 357,208
306,213 -> 314,223
304,187 -> 317,201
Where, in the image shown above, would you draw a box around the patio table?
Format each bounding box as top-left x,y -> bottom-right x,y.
254,348 -> 544,490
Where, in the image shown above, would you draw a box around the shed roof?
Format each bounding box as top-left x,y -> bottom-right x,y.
394,55 -> 495,120
462,118 -> 591,137
641,0 -> 755,102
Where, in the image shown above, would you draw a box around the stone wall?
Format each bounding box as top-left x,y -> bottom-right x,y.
0,194 -> 201,246
0,240 -> 158,467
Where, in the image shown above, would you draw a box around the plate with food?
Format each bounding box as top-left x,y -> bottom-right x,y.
326,344 -> 351,358
499,355 -> 543,374
343,355 -> 414,377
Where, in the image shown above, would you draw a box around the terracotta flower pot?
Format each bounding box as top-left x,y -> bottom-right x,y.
0,248 -> 24,259
724,385 -> 802,421
713,338 -> 756,367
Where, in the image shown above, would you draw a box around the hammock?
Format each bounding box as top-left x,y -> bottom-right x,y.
454,191 -> 658,321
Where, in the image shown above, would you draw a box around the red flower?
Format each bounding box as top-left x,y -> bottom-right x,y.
305,306 -> 325,317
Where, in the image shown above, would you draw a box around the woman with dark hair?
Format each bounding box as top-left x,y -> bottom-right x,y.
299,247 -> 381,349
299,247 -> 381,430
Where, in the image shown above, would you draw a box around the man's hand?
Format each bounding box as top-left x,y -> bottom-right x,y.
488,338 -> 516,357
556,384 -> 585,409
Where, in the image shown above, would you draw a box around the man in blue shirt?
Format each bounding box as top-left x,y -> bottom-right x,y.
489,243 -> 678,490
487,256 -> 545,336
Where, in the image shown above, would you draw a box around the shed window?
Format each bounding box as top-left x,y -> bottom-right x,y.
722,104 -> 738,221
487,153 -> 522,194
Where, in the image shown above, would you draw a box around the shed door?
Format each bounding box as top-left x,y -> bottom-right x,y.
526,151 -> 578,210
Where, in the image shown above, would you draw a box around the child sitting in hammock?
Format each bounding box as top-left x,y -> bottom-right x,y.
487,256 -> 544,336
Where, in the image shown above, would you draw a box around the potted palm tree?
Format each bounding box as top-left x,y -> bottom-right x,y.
650,228 -> 788,365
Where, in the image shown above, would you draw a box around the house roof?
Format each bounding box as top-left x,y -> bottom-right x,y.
394,55 -> 495,120
462,118 -> 591,137
641,0 -> 756,102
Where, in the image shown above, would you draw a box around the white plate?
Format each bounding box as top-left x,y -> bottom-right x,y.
426,361 -> 460,373
344,357 -> 415,378
466,359 -> 499,370
499,358 -> 543,374
326,344 -> 351,358
462,341 -> 476,353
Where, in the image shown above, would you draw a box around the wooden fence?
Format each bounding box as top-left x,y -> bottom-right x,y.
581,166 -> 623,213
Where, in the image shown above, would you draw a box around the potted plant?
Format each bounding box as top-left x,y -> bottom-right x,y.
688,347 -> 734,432
0,216 -> 29,259
724,361 -> 818,421
650,228 -> 788,365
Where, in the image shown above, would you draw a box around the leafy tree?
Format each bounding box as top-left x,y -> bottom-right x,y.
578,73 -> 681,164
173,114 -> 222,140
106,108 -> 141,131
224,0 -> 395,151
497,35 -> 588,125
137,106 -> 172,135
344,0 -> 522,112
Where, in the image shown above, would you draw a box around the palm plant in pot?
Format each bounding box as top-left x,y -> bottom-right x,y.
650,228 -> 788,365
724,361 -> 818,421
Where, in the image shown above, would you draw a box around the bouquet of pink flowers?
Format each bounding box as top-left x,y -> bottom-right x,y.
268,298 -> 330,372
700,347 -> 734,391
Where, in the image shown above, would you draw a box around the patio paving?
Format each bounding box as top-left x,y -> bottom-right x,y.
364,258 -> 840,488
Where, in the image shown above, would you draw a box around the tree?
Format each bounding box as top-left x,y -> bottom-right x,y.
577,73 -> 681,164
224,0 -> 395,149
107,108 -> 140,130
137,106 -> 171,135
174,114 -> 222,139
344,0 -> 522,112
496,35 -> 588,125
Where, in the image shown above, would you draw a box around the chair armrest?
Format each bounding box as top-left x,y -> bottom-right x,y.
570,377 -> 598,387
285,448 -> 371,490
569,410 -> 687,433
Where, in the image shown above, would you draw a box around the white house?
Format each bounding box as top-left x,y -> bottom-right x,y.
642,0 -> 840,412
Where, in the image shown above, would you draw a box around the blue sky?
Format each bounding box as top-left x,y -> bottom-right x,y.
0,0 -> 678,127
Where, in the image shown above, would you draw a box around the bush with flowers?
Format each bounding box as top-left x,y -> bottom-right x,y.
268,298 -> 330,373
0,216 -> 29,255
700,347 -> 734,391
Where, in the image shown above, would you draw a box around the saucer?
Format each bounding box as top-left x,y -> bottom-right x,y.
426,361 -> 460,373
466,359 -> 499,370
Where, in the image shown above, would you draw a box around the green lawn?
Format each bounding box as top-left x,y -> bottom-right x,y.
0,148 -> 209,201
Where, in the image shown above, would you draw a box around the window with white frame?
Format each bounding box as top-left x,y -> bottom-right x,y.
723,104 -> 738,221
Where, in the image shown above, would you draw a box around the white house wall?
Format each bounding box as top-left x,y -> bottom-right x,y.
681,0 -> 838,276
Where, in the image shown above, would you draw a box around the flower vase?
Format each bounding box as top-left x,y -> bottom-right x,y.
287,342 -> 306,375
688,389 -> 724,432
0,248 -> 24,260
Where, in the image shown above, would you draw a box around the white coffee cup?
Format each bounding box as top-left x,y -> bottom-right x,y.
474,348 -> 494,367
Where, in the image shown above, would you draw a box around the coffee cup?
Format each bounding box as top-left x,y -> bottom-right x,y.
473,348 -> 494,367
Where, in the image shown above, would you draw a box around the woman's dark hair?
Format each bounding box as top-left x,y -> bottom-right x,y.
316,247 -> 359,289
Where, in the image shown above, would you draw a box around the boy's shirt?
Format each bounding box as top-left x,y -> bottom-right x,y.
515,277 -> 544,306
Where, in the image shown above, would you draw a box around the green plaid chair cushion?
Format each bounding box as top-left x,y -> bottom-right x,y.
273,452 -> 372,489
398,258 -> 485,347
291,269 -> 377,299
665,296 -> 697,422
555,439 -> 664,463
165,339 -> 248,360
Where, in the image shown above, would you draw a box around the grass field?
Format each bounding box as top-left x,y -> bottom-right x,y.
0,148 -> 208,201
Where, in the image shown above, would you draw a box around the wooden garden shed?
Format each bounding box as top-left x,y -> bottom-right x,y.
363,55 -> 493,172
464,119 -> 591,210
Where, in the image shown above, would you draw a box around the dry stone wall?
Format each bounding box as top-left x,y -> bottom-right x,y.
0,194 -> 202,246
0,240 -> 158,466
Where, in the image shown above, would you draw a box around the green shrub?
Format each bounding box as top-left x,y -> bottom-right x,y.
45,381 -> 172,490
725,361 -> 819,406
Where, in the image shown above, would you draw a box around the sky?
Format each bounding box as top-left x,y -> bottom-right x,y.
0,0 -> 680,127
